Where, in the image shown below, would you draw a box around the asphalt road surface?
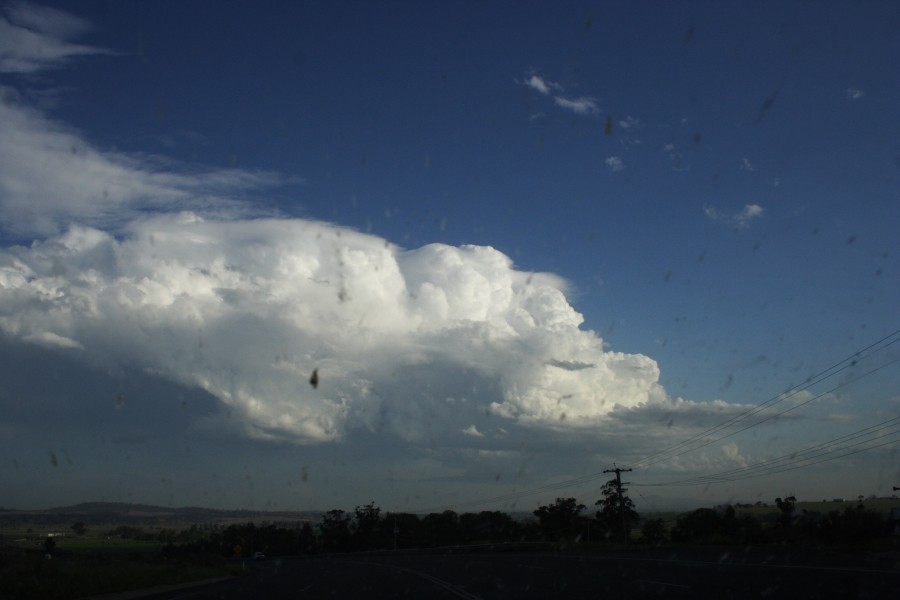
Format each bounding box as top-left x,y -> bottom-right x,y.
142,551 -> 900,599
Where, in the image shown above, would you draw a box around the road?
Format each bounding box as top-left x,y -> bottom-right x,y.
143,551 -> 900,599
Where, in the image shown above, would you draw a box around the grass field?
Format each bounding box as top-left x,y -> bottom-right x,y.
0,531 -> 238,600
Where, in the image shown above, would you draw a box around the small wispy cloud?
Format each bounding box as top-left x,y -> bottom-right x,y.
462,425 -> 484,438
704,203 -> 764,229
5,0 -> 92,37
519,71 -> 599,117
618,116 -> 642,129
663,143 -> 688,171
741,157 -> 757,171
605,156 -> 625,172
522,74 -> 558,96
738,203 -> 764,223
0,1 -> 109,74
845,88 -> 865,100
554,95 -> 599,115
615,116 -> 644,145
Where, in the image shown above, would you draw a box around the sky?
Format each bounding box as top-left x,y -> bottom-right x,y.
0,0 -> 898,514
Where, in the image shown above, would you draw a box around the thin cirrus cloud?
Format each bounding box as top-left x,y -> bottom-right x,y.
0,1 -> 108,74
0,1 -> 283,238
0,90 -> 289,237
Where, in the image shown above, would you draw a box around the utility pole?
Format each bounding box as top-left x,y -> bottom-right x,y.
604,465 -> 633,543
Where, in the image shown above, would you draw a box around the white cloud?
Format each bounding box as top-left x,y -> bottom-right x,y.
522,74 -> 557,96
721,442 -> 748,467
740,157 -> 757,171
0,89 -> 289,237
845,88 -> 865,100
736,203 -> 763,224
0,1 -> 107,74
0,215 -> 669,445
462,425 -> 484,438
519,71 -> 598,117
554,95 -> 599,115
618,116 -> 642,129
23,330 -> 83,350
0,37 -> 735,460
704,203 -> 764,229
0,48 -> 671,449
5,1 -> 92,38
605,156 -> 625,172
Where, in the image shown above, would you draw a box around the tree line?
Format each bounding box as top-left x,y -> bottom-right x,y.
106,479 -> 895,559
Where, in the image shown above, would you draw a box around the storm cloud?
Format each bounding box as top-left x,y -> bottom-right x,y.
0,215 -> 668,446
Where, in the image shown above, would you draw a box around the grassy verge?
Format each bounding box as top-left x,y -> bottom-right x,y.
0,540 -> 239,600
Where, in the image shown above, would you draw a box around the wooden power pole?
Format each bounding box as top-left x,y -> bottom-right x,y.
604,466 -> 633,542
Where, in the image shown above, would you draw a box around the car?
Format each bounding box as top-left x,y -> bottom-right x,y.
253,552 -> 266,560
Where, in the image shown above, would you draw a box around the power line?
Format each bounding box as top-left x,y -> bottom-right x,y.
419,329 -> 900,513
635,416 -> 900,488
694,417 -> 900,484
636,356 -> 899,470
637,436 -> 900,488
632,329 -> 900,470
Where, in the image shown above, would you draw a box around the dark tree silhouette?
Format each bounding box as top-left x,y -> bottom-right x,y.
775,496 -> 796,528
534,497 -> 586,541
319,509 -> 352,551
595,478 -> 639,542
384,512 -> 422,549
667,504 -> 763,544
670,508 -> 720,542
71,521 -> 87,536
459,510 -> 520,543
352,502 -> 382,549
421,510 -> 459,547
817,505 -> 890,544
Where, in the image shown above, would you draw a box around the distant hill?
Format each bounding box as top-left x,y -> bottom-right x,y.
0,501 -> 322,528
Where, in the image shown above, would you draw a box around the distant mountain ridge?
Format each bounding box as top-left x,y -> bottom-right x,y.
47,502 -> 248,516
0,501 -> 321,527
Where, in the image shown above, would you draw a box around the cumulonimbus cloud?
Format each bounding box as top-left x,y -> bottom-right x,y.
0,215 -> 669,445
0,15 -> 693,451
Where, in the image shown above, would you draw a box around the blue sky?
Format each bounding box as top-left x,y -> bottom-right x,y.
0,1 -> 898,513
